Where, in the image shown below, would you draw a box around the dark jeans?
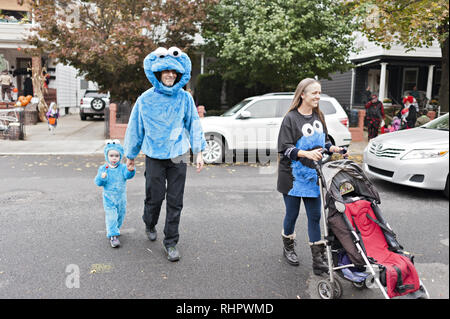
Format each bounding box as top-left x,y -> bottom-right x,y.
143,155 -> 187,248
282,194 -> 322,243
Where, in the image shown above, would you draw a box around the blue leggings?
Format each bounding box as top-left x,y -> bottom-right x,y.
283,194 -> 322,243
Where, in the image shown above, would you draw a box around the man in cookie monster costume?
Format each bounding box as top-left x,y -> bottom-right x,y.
124,46 -> 206,262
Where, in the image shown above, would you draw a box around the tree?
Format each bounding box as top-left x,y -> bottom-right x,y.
348,0 -> 449,112
27,0 -> 217,103
201,0 -> 357,92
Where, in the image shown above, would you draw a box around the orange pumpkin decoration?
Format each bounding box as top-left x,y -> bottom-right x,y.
18,96 -> 28,106
13,87 -> 18,93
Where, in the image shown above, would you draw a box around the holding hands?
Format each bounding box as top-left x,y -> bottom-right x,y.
126,158 -> 135,171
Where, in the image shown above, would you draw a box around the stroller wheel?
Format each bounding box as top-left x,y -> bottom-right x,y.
333,278 -> 343,298
317,279 -> 342,299
352,281 -> 367,290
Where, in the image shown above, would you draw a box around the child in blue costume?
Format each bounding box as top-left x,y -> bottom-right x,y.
95,140 -> 135,248
277,78 -> 347,273
124,47 -> 206,261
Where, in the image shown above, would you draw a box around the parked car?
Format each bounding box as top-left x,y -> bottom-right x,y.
363,113 -> 449,198
200,93 -> 352,164
79,90 -> 110,120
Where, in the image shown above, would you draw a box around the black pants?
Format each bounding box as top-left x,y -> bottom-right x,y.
143,155 -> 187,248
367,118 -> 381,140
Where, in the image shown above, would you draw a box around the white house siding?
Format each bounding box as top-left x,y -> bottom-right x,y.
0,23 -> 31,49
55,63 -> 80,110
350,32 -> 442,61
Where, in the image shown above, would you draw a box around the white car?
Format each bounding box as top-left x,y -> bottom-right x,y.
363,113 -> 449,198
79,90 -> 110,121
200,93 -> 352,164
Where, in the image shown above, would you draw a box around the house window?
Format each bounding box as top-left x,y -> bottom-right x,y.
402,68 -> 419,93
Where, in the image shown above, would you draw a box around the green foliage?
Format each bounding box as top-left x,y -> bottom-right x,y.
347,0 -> 448,49
347,0 -> 449,112
27,0 -> 216,102
224,80 -> 270,107
195,73 -> 223,109
201,0 -> 357,91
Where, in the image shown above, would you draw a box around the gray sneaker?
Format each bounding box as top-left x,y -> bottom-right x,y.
165,246 -> 180,262
145,226 -> 157,241
110,236 -> 120,248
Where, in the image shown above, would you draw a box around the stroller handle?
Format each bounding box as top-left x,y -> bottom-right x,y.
314,146 -> 348,168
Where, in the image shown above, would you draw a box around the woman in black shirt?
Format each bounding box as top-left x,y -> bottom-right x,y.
277,78 -> 347,274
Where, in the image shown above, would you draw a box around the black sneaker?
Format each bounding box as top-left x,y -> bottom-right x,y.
145,226 -> 157,241
165,246 -> 180,262
110,236 -> 120,248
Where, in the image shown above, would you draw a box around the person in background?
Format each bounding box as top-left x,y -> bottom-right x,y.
364,94 -> 385,140
24,74 -> 33,97
46,102 -> 60,134
415,109 -> 431,127
0,69 -> 13,102
197,105 -> 206,118
398,96 -> 417,129
410,85 -> 420,101
362,86 -> 372,105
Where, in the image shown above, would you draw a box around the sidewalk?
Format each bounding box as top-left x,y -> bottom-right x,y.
347,130 -> 369,155
0,114 -> 106,155
0,114 -> 369,156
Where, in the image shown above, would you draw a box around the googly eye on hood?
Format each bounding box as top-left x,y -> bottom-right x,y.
143,46 -> 192,96
104,139 -> 124,165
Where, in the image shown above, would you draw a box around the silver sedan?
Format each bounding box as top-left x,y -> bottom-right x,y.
363,113 -> 449,198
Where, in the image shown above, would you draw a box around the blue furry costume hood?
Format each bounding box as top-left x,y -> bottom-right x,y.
124,47 -> 206,160
104,139 -> 124,165
144,47 -> 192,96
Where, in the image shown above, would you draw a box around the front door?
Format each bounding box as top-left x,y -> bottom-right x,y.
16,58 -> 32,96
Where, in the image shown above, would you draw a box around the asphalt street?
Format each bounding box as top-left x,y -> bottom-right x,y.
0,115 -> 448,302
0,154 -> 448,300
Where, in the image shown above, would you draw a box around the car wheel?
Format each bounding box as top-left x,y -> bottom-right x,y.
91,98 -> 105,111
80,112 -> 87,121
203,135 -> 224,164
444,175 -> 449,199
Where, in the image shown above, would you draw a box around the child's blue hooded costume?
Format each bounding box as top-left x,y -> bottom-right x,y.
124,47 -> 206,160
95,140 -> 135,238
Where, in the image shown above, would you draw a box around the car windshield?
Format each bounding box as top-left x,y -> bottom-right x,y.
221,99 -> 252,116
84,92 -> 108,98
421,113 -> 449,131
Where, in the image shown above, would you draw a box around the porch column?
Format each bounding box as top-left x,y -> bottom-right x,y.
379,62 -> 388,101
200,52 -> 205,74
426,65 -> 435,100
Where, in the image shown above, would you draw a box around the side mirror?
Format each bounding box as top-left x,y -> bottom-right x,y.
239,111 -> 251,119
335,201 -> 346,213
